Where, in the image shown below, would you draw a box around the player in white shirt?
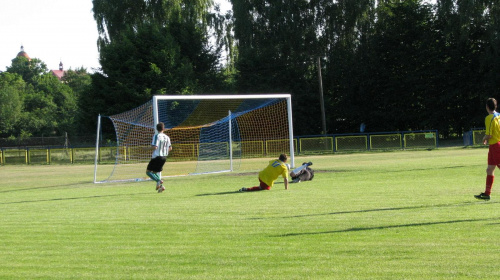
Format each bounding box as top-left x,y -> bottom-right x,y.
146,122 -> 172,193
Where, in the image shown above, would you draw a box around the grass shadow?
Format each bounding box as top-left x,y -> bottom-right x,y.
0,181 -> 94,193
0,191 -> 152,205
196,191 -> 240,196
273,217 -> 500,237
250,201 -> 499,220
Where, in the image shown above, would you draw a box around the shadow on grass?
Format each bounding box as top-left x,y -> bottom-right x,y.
196,191 -> 241,196
273,217 -> 500,237
195,182 -> 316,196
0,191 -> 153,205
0,181 -> 93,193
391,164 -> 475,173
250,201 -> 500,220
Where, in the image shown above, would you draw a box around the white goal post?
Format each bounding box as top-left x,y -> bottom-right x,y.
94,94 -> 294,183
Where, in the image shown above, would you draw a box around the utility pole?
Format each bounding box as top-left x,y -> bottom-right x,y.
317,57 -> 327,134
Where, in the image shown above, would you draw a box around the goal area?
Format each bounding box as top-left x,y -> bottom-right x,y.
94,94 -> 294,183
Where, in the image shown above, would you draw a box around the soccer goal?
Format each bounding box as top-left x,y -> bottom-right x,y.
94,94 -> 294,183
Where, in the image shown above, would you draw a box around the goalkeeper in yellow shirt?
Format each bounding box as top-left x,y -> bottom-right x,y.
239,154 -> 289,191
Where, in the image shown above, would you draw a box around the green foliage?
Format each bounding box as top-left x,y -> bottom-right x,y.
0,73 -> 25,135
230,0 -> 500,136
85,23 -> 217,114
20,74 -> 78,136
92,0 -> 214,43
5,57 -> 47,84
82,0 -> 229,132
231,0 -> 323,134
62,67 -> 92,98
329,0 -> 500,135
6,1 -> 500,138
1,57 -> 84,138
335,0 -> 438,132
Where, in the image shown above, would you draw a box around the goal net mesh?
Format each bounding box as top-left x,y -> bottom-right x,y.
95,95 -> 291,183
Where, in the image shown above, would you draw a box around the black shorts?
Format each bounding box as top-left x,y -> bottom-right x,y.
147,156 -> 167,172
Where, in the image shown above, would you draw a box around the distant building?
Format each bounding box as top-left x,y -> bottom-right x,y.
16,45 -> 31,61
15,45 -> 66,81
50,61 -> 66,81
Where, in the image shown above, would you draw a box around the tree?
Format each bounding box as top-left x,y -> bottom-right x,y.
434,0 -> 497,135
87,24 -> 195,115
0,72 -> 26,136
82,0 -> 228,132
6,57 -> 47,84
82,0 -> 500,137
231,0 -> 323,134
5,56 -> 79,137
318,0 -> 376,133
19,74 -> 78,137
92,0 -> 214,43
92,0 -> 223,93
62,67 -> 92,98
359,0 -> 438,132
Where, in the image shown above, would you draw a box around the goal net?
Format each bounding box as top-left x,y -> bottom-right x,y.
94,94 -> 294,183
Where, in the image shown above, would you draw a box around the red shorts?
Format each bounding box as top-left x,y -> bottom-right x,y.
488,142 -> 500,166
258,178 -> 271,190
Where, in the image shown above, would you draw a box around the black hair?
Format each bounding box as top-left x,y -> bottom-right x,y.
279,154 -> 287,162
156,122 -> 165,132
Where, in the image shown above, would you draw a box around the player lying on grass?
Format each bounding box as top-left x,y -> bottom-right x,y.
146,122 -> 172,193
289,162 -> 314,183
239,154 -> 289,192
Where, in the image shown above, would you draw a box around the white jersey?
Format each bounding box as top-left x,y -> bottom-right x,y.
151,132 -> 171,158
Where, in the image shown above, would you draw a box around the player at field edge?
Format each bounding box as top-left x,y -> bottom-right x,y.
239,154 -> 289,192
475,98 -> 500,201
146,122 -> 172,193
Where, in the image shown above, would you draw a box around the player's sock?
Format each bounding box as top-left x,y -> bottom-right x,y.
246,186 -> 262,191
485,175 -> 494,195
146,171 -> 159,182
152,173 -> 161,182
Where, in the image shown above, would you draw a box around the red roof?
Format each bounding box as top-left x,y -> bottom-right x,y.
17,51 -> 30,60
50,70 -> 65,80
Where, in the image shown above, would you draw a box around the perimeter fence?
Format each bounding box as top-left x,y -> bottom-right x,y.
296,130 -> 438,154
463,128 -> 486,146
0,130 -> 441,166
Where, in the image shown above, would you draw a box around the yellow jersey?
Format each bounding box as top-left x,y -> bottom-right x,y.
259,159 -> 288,187
485,112 -> 500,145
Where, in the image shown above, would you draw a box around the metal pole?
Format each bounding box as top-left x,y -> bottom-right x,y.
152,96 -> 161,180
286,96 -> 295,168
228,110 -> 233,171
94,114 -> 101,183
317,57 -> 327,135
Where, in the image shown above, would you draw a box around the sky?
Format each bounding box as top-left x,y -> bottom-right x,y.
0,0 -> 232,73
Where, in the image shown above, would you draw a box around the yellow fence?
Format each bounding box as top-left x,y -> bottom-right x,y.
404,132 -> 437,148
0,147 -> 100,165
370,134 -> 402,150
296,130 -> 438,154
0,139 -> 298,165
0,132 -> 436,165
335,136 -> 368,152
472,130 -> 486,145
299,137 -> 334,154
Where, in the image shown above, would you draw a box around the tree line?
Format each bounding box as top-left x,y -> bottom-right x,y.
0,57 -> 90,141
1,0 -> 499,141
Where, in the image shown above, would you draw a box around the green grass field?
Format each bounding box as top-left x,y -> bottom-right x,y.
1,148 -> 500,279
